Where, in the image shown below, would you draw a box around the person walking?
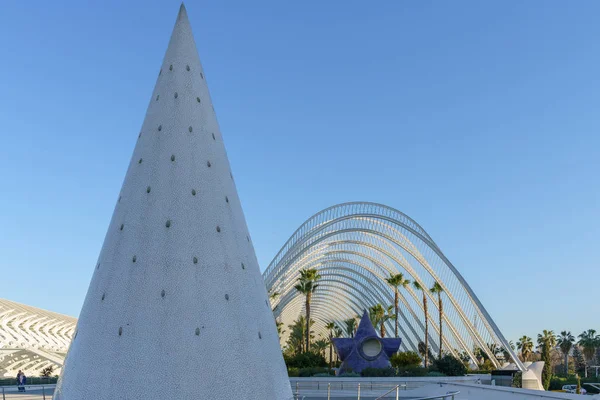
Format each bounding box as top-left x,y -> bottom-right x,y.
16,370 -> 22,392
17,370 -> 26,392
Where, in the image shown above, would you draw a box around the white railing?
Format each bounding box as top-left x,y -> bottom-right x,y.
292,380 -> 462,400
375,386 -> 460,400
1,384 -> 55,400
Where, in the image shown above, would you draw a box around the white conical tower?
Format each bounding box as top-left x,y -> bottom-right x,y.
54,4 -> 292,399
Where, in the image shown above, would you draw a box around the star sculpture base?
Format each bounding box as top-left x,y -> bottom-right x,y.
333,311 -> 401,374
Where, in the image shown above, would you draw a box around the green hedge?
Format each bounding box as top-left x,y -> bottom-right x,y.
0,376 -> 58,386
390,351 -> 422,369
298,367 -> 335,377
549,376 -> 599,394
396,366 -> 428,377
284,352 -> 327,369
288,365 -> 455,378
432,355 -> 467,377
361,367 -> 396,377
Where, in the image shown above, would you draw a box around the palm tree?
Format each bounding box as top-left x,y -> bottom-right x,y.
269,290 -> 280,312
517,336 -> 533,362
557,331 -> 575,375
286,316 -> 308,354
344,318 -> 357,338
294,268 -> 321,352
276,320 -> 286,338
430,281 -> 444,359
334,326 -> 343,338
413,281 -> 429,367
578,329 -> 599,377
369,304 -> 395,338
488,343 -> 500,360
333,326 -> 343,362
501,341 -> 515,364
384,305 -> 396,337
474,346 -> 490,364
325,322 -> 335,369
369,306 -> 378,326
314,339 -> 329,358
385,272 -> 410,338
537,330 -> 556,350
369,304 -> 385,335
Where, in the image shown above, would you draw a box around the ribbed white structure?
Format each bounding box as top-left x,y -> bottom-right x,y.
0,299 -> 76,377
54,4 -> 292,399
264,202 -> 525,372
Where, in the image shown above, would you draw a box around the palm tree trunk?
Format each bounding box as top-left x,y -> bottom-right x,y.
394,289 -> 399,338
423,293 -> 428,368
565,353 -> 568,375
381,322 -> 385,338
329,335 -> 333,370
438,294 -> 443,359
306,296 -> 312,352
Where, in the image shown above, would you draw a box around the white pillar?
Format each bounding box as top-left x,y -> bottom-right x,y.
54,4 -> 292,399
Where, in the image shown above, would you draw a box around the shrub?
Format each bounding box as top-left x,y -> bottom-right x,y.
287,367 -> 299,377
298,367 -> 334,377
512,372 -> 522,388
396,366 -> 428,377
549,376 -> 599,394
433,355 -> 467,376
478,359 -> 495,372
285,352 -> 327,369
0,376 -> 59,386
41,366 -> 54,377
427,371 -> 446,377
339,371 -> 361,377
390,351 -> 422,369
361,367 -> 396,377
549,376 -> 576,391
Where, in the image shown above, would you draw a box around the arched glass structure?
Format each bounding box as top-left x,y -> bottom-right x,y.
263,202 -> 523,371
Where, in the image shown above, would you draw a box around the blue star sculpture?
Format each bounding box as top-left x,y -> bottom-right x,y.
333,310 -> 401,374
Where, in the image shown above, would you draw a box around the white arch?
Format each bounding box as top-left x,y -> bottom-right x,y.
263,202 -> 523,371
0,299 -> 76,377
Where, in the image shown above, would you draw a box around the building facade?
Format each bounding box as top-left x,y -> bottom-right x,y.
0,298 -> 76,377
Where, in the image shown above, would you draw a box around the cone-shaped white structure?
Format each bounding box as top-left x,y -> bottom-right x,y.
54,5 -> 292,399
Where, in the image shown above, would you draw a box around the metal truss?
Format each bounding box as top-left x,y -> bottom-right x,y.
263,202 -> 524,371
0,298 -> 76,377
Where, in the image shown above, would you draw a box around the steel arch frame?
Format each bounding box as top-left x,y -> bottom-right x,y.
263,202 -> 523,371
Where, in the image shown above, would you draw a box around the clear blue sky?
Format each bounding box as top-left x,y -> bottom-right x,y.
1,0 -> 598,344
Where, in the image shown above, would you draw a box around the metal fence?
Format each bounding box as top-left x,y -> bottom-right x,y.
291,380 -> 460,399
1,384 -> 55,400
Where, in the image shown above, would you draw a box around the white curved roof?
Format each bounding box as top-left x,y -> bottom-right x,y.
0,298 -> 76,376
263,202 -> 523,371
